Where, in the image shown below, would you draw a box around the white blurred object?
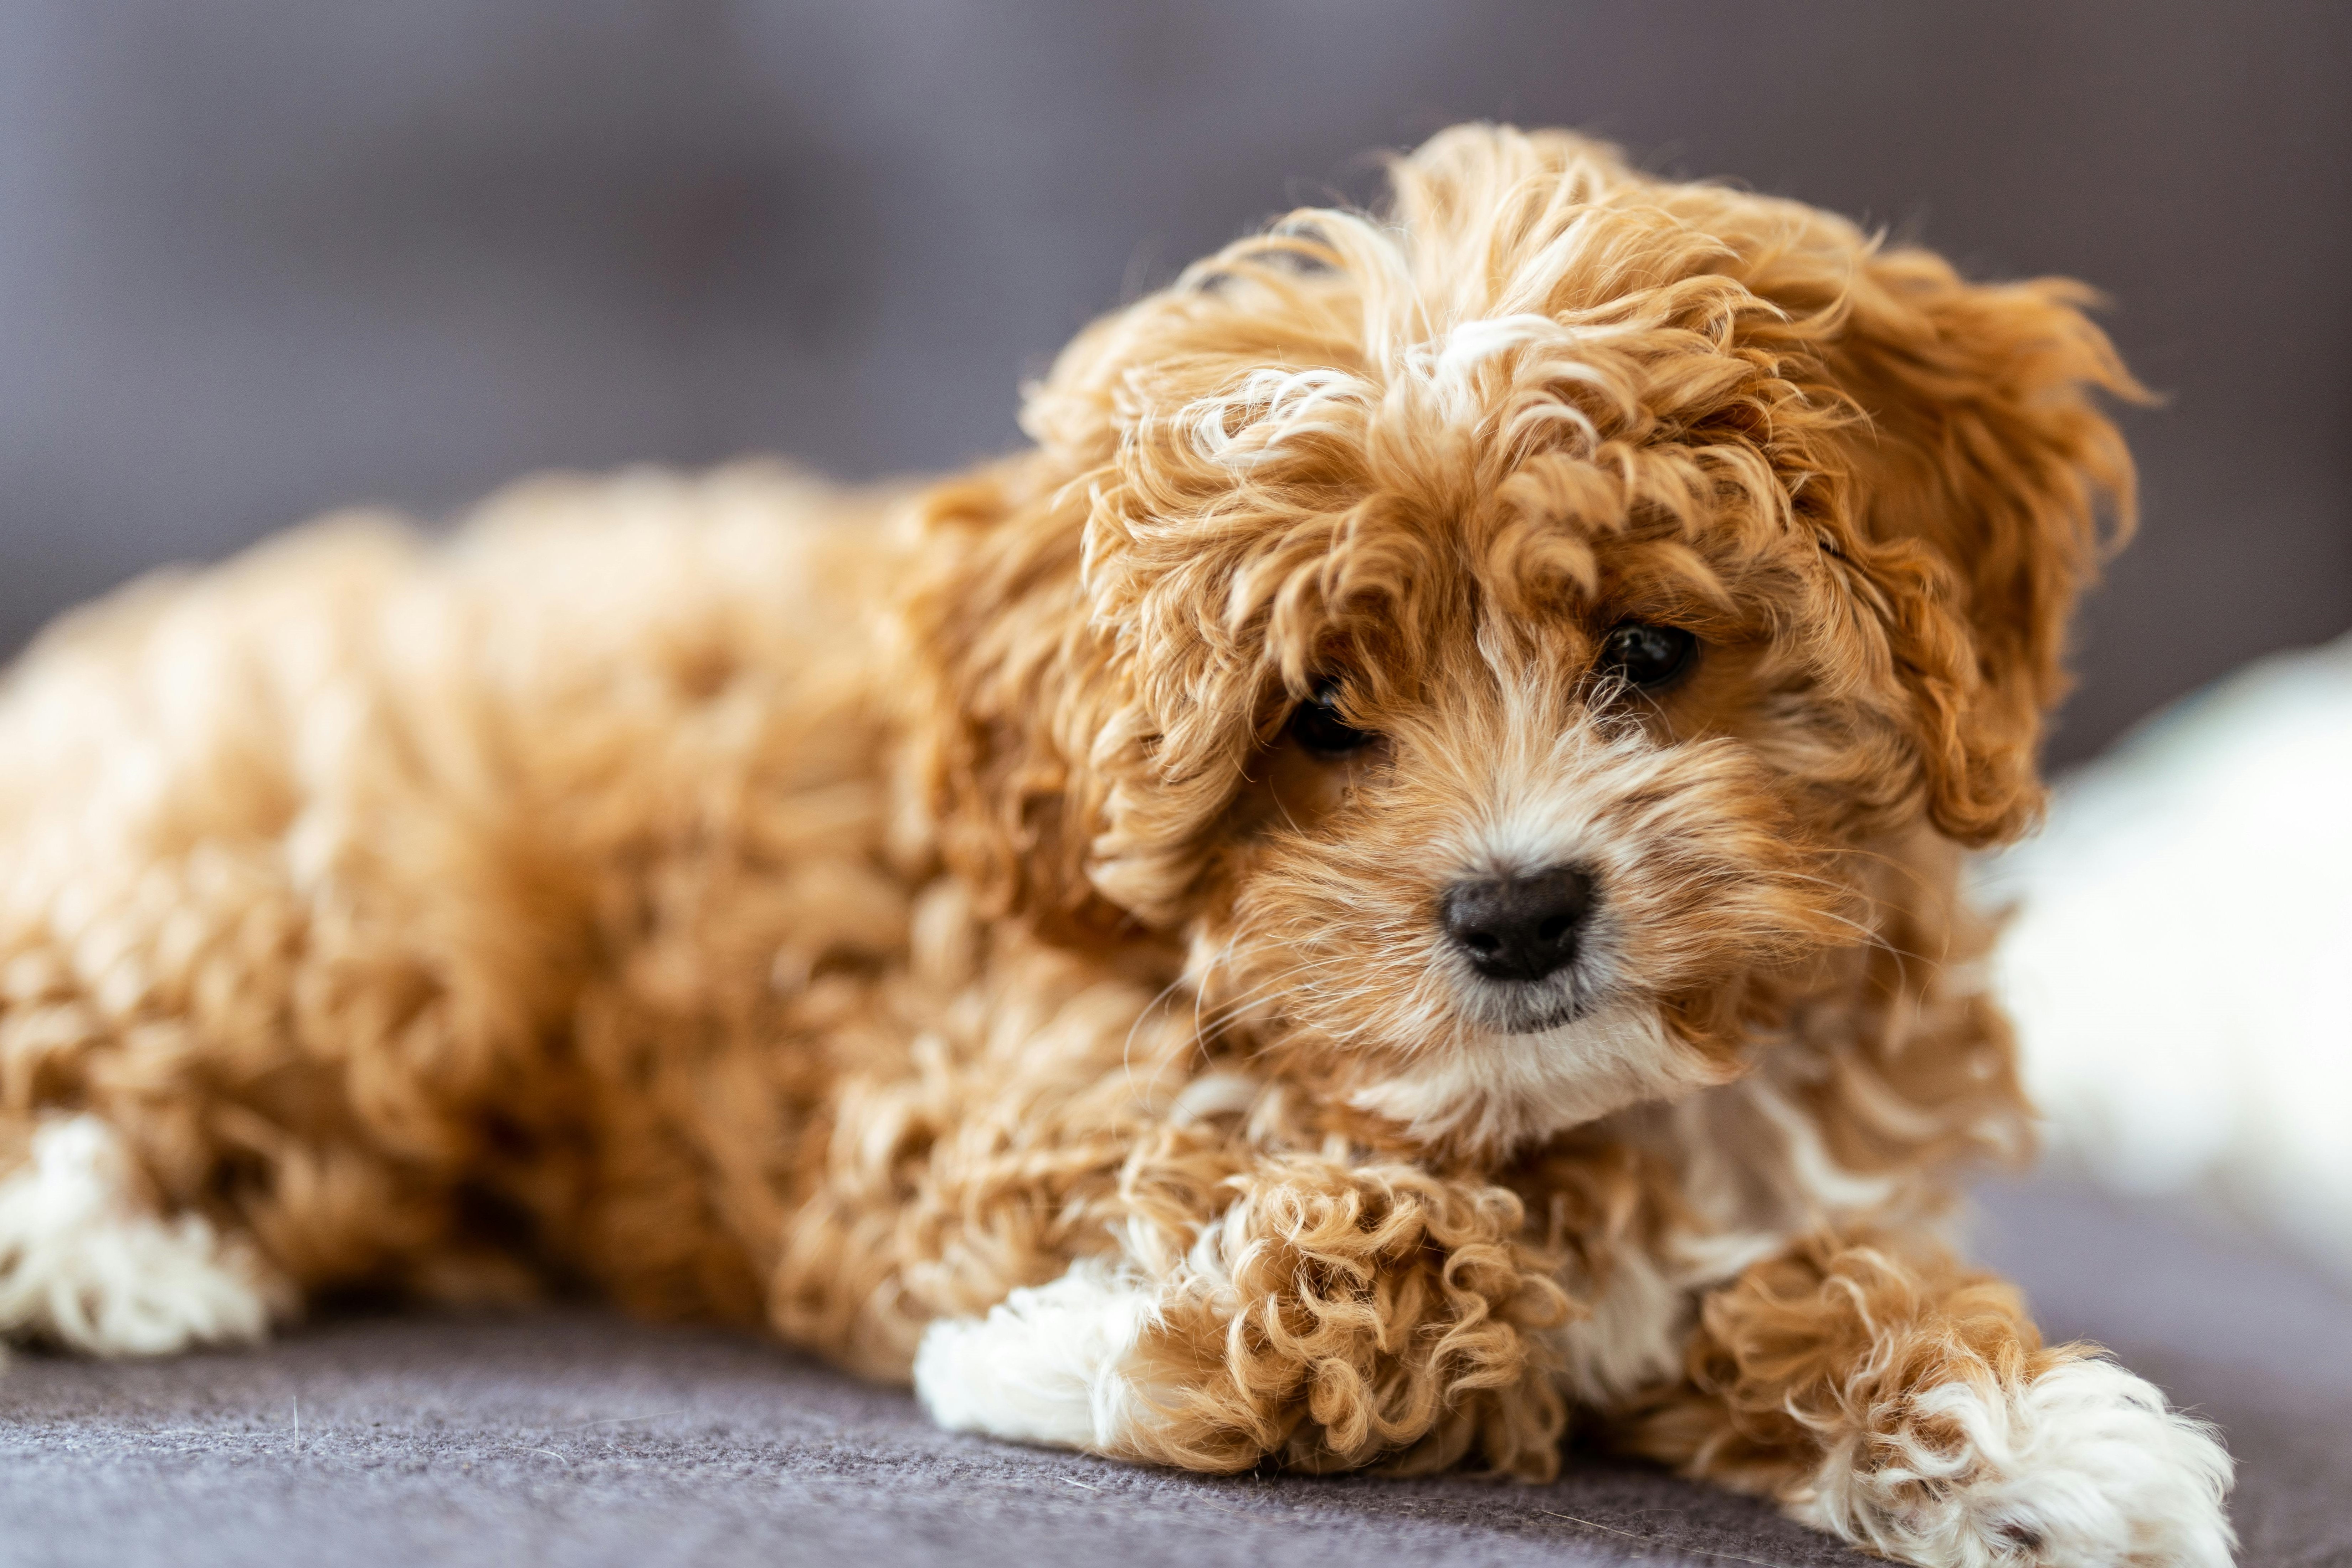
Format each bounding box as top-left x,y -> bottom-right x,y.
1979,632 -> 2352,1281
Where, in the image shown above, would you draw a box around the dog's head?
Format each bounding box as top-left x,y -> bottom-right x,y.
904,126 -> 2136,1153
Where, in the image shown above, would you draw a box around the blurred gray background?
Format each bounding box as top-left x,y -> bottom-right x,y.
2,0 -> 2345,763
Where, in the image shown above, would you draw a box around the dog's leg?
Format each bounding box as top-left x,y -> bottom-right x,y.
914,1151 -> 1574,1476
1628,1233 -> 2234,1568
0,1111 -> 289,1360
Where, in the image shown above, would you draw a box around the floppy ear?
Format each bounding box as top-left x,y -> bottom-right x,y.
897,459 -> 1136,942
898,454 -> 1271,944
1824,251 -> 2143,846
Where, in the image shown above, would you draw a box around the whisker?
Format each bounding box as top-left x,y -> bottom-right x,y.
1188,954 -> 1357,1039
1121,962 -> 1204,1106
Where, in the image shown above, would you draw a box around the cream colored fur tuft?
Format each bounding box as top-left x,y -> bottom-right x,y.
1795,1357 -> 2235,1568
914,1258 -> 1154,1453
0,1116 -> 284,1358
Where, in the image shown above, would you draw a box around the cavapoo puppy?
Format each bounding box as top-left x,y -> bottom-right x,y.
0,126 -> 2233,1566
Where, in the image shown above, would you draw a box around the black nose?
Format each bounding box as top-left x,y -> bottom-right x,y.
1442,865 -> 1594,983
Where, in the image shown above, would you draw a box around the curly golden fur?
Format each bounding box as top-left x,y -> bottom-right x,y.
0,127 -> 2234,1566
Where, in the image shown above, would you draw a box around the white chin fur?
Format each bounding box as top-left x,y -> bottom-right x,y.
1348,1000 -> 1714,1149
1796,1357 -> 2235,1568
913,1256 -> 1152,1453
0,1114 -> 284,1360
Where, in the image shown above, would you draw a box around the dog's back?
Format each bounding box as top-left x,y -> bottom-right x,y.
0,460 -> 915,1338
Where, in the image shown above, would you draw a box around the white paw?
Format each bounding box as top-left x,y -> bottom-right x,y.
913,1256 -> 1153,1452
0,1115 -> 286,1359
1797,1356 -> 2235,1567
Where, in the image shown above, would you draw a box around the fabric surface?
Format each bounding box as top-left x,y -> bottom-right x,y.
3,1176 -> 2348,1568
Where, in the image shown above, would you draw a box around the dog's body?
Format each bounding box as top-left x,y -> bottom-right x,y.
0,129 -> 2233,1565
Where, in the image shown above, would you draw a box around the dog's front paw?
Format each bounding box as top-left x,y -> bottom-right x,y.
0,1115 -> 288,1359
1795,1357 -> 2235,1568
913,1257 -> 1155,1454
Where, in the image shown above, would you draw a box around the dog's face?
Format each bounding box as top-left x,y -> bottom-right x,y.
1202,530 -> 1854,1151
909,127 -> 2135,1153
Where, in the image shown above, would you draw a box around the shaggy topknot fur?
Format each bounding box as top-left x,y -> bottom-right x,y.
0,128 -> 2231,1566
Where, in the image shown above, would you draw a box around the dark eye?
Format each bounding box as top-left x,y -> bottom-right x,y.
1288,680 -> 1376,756
1599,622 -> 1698,689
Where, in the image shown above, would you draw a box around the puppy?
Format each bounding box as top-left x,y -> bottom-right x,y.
0,126 -> 2233,1566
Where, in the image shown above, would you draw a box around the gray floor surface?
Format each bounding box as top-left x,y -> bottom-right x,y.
3,1176 -> 2347,1568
